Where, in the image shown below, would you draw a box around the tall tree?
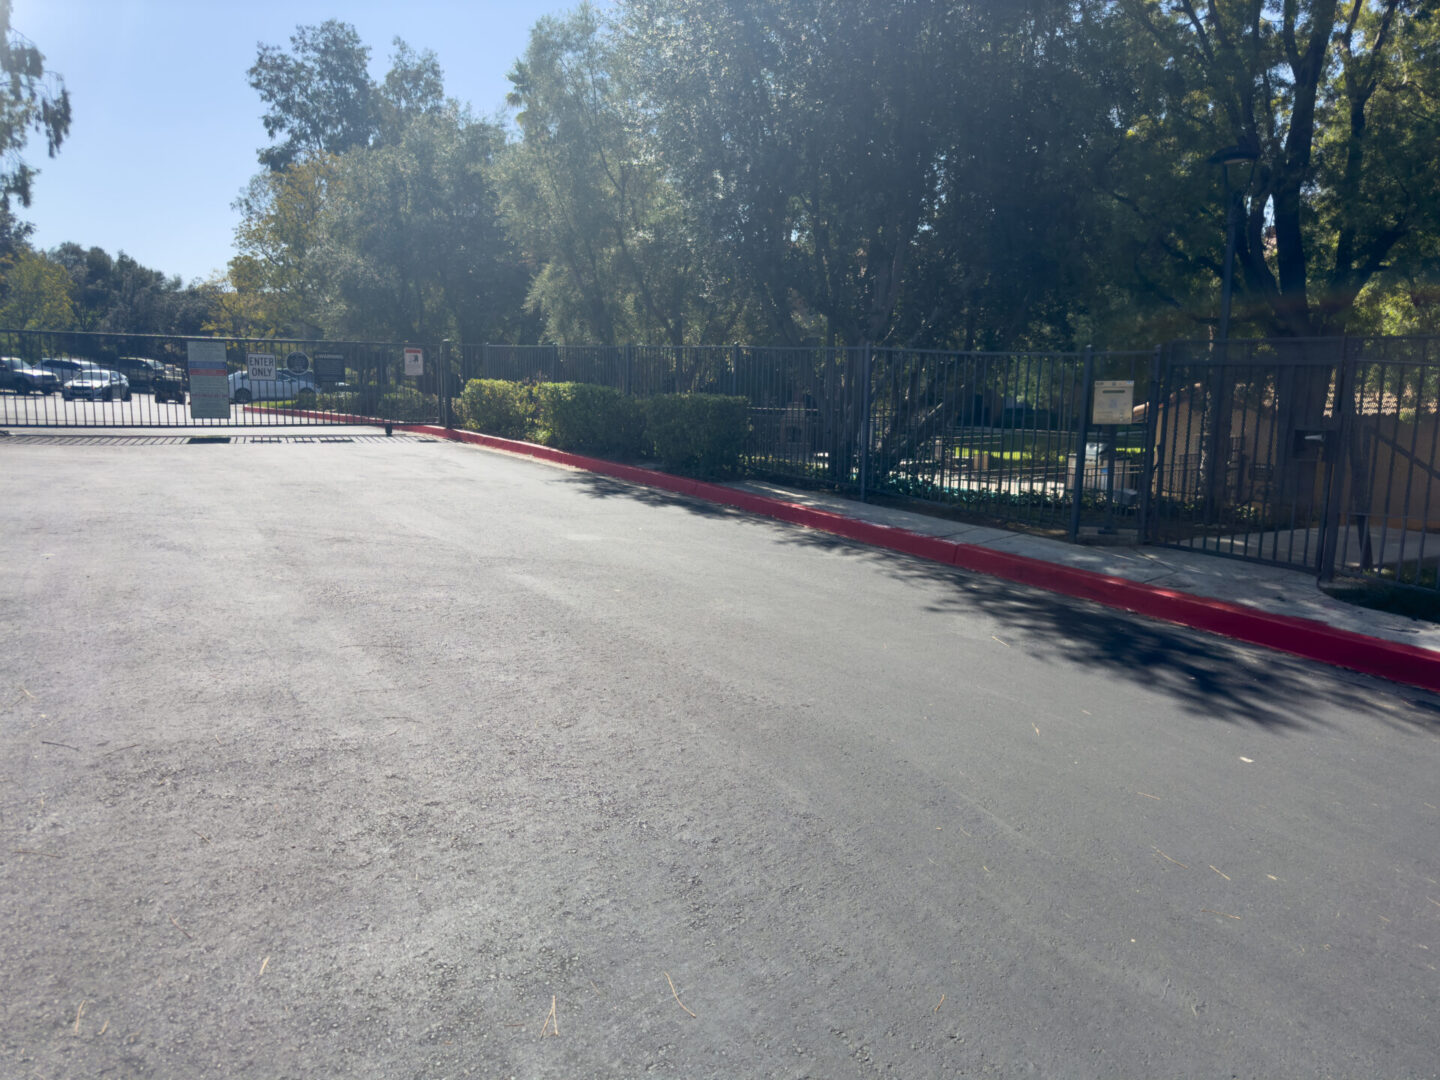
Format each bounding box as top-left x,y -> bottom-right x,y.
1107,0 -> 1440,338
249,20 -> 376,171
317,109 -> 529,343
621,0 -> 967,346
229,155 -> 340,335
378,39 -> 448,140
238,31 -> 531,343
0,247 -> 73,328
501,5 -> 748,346
0,0 -> 70,214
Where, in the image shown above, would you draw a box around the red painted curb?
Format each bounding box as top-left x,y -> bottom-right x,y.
407,424 -> 1440,694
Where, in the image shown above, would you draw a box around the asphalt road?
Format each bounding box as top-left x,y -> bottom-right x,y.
2,431 -> 1438,1079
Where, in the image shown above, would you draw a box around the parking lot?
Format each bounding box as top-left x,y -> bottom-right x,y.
3,432 -> 1439,1078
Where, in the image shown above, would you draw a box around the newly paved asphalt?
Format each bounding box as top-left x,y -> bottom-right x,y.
2,431 -> 1438,1078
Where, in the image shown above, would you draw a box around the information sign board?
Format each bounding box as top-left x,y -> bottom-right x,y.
404,347 -> 424,377
246,353 -> 276,380
187,340 -> 230,420
1091,380 -> 1135,426
314,353 -> 346,386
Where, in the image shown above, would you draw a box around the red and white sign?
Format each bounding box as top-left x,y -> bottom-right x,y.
404,347 -> 424,377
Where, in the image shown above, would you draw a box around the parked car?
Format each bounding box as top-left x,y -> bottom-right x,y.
40,357 -> 105,382
113,356 -> 170,392
228,368 -> 318,404
0,356 -> 60,394
151,363 -> 187,405
62,369 -> 131,402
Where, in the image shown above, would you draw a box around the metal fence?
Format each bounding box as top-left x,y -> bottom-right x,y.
6,329 -> 1437,595
455,343 -> 1156,536
1149,336 -> 1440,594
455,339 -> 1439,595
0,329 -> 442,428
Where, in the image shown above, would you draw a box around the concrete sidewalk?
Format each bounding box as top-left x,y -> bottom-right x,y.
726,478 -> 1440,658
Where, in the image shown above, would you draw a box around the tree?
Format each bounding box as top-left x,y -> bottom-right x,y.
47,241 -> 218,334
0,247 -> 73,328
249,20 -> 376,171
229,154 -> 340,335
238,30 -> 531,344
1107,0 -> 1440,338
619,0 -> 974,346
378,39 -> 447,140
0,0 -> 70,213
317,109 -> 529,343
500,5 -> 749,346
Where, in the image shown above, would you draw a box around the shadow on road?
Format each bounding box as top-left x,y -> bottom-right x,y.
563,473 -> 747,519
562,471 -> 1440,733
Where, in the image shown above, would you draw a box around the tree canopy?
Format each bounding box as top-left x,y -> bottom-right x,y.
0,0 -> 69,214
218,4 -> 1440,347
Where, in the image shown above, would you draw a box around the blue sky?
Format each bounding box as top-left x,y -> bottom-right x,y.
13,1 -> 590,284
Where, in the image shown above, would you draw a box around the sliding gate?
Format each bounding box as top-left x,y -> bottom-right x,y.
0,329 -> 444,429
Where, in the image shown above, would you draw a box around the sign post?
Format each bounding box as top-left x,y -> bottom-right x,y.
1090,379 -> 1136,535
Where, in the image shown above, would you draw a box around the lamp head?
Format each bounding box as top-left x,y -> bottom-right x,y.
1208,144 -> 1260,167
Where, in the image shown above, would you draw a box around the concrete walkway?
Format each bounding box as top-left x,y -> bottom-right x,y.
727,479 -> 1440,657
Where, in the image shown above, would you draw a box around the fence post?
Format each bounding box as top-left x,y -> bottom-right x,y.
623,343 -> 633,395
1317,337 -> 1353,582
730,343 -> 740,397
1067,346 -> 1096,543
439,339 -> 452,428
858,342 -> 873,502
1137,344 -> 1163,543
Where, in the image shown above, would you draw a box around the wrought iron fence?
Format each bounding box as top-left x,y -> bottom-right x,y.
0,329 -> 442,428
1147,336 -> 1440,595
7,328 -> 1437,595
453,338 -> 1439,594
455,343 -> 1155,536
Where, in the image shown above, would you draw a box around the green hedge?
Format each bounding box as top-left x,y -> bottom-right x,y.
535,382 -> 645,457
457,378 -> 533,440
643,393 -> 750,476
454,379 -> 748,475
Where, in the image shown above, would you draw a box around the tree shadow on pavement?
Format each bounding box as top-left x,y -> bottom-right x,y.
562,474 -> 745,519
563,471 -> 1440,734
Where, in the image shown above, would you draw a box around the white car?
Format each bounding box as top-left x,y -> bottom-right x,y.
228,368 -> 318,404
62,369 -> 131,402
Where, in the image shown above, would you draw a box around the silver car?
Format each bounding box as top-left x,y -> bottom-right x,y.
228,368 -> 318,404
62,369 -> 132,402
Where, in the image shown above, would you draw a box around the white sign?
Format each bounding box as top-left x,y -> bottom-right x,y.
404,347 -> 424,377
187,340 -> 230,420
1092,380 -> 1135,426
247,353 -> 276,380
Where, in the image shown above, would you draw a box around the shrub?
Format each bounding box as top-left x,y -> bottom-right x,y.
643,393 -> 750,476
318,384 -> 433,422
457,378 -> 533,439
535,382 -> 644,457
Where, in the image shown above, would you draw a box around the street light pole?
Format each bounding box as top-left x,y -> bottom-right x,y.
1218,163 -> 1239,341
1202,143 -> 1259,522
1207,144 -> 1259,341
